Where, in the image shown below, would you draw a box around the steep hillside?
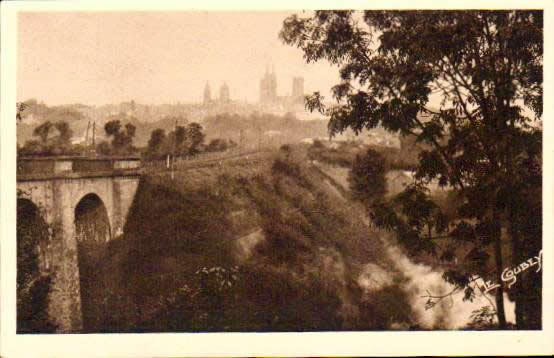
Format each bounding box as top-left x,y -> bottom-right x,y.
83,148 -> 418,332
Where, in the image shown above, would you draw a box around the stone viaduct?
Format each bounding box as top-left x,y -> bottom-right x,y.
17,156 -> 142,333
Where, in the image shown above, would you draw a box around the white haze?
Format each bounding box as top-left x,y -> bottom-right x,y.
386,244 -> 515,329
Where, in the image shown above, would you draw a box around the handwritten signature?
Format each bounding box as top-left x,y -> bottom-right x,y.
473,250 -> 542,294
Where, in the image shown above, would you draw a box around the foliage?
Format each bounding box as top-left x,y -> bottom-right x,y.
18,140 -> 44,156
146,128 -> 166,158
307,139 -> 416,171
312,139 -> 324,148
33,121 -> 53,144
202,112 -> 329,148
174,125 -> 187,152
16,195 -> 57,333
272,157 -> 301,178
16,102 -> 27,122
205,138 -> 236,153
123,177 -> 235,258
146,265 -> 242,332
144,122 -> 206,158
467,305 -> 502,330
20,120 -> 76,156
348,148 -> 387,208
186,122 -> 205,154
52,121 -> 73,153
307,142 -> 356,167
104,120 -> 121,137
83,152 -> 414,332
96,140 -> 112,156
104,120 -> 137,155
18,99 -> 84,123
281,10 -> 542,329
377,145 -> 418,171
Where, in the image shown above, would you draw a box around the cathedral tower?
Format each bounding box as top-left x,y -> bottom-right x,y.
220,82 -> 230,103
203,81 -> 212,104
292,77 -> 304,100
260,65 -> 277,104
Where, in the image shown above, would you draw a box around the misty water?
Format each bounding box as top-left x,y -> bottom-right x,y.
321,165 -> 516,329
375,236 -> 515,328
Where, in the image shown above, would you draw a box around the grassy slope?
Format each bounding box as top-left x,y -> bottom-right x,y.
85,147 -> 415,332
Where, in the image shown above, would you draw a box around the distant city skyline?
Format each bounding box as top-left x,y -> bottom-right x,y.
17,11 -> 341,106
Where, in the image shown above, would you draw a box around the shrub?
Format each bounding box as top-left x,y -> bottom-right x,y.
206,138 -> 229,152
272,158 -> 301,178
348,148 -> 387,207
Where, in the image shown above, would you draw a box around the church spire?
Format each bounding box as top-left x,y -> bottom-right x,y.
220,81 -> 230,103
203,81 -> 212,104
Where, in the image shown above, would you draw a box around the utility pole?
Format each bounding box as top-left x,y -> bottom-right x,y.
239,129 -> 244,153
172,118 -> 177,180
92,122 -> 96,156
85,121 -> 91,156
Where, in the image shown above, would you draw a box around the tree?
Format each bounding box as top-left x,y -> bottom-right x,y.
44,107 -> 84,123
16,102 -> 27,122
175,125 -> 187,154
96,141 -> 111,156
186,123 -> 205,155
53,121 -> 73,152
206,138 -> 229,153
104,120 -> 136,155
104,120 -> 122,137
28,120 -> 74,155
163,125 -> 188,156
120,123 -> 136,152
125,123 -> 136,139
348,148 -> 387,210
33,121 -> 53,145
147,128 -> 166,158
281,10 -> 542,329
19,140 -> 44,157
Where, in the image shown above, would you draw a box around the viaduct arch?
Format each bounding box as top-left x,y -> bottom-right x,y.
16,157 -> 141,333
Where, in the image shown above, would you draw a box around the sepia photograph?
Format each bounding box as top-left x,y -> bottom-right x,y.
1,1 -> 553,356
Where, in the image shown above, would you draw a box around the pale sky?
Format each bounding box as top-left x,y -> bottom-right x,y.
17,11 -> 341,106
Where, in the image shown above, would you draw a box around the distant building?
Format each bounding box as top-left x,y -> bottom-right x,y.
260,65 -> 277,104
292,77 -> 304,101
259,65 -> 306,112
203,82 -> 212,104
219,82 -> 230,103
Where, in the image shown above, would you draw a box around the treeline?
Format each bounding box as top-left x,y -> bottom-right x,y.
17,110 -> 329,157
145,123 -> 204,159
17,99 -> 327,148
18,116 -> 237,158
307,139 -> 419,171
202,112 -> 328,146
17,99 -> 85,122
18,121 -> 80,156
95,119 -> 236,158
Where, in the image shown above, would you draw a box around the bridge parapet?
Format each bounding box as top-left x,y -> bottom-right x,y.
17,156 -> 142,181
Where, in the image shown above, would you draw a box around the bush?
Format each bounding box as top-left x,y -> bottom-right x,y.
312,139 -> 325,148
206,138 -> 229,152
307,144 -> 356,167
96,141 -> 112,156
348,148 -> 387,207
272,158 -> 301,178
